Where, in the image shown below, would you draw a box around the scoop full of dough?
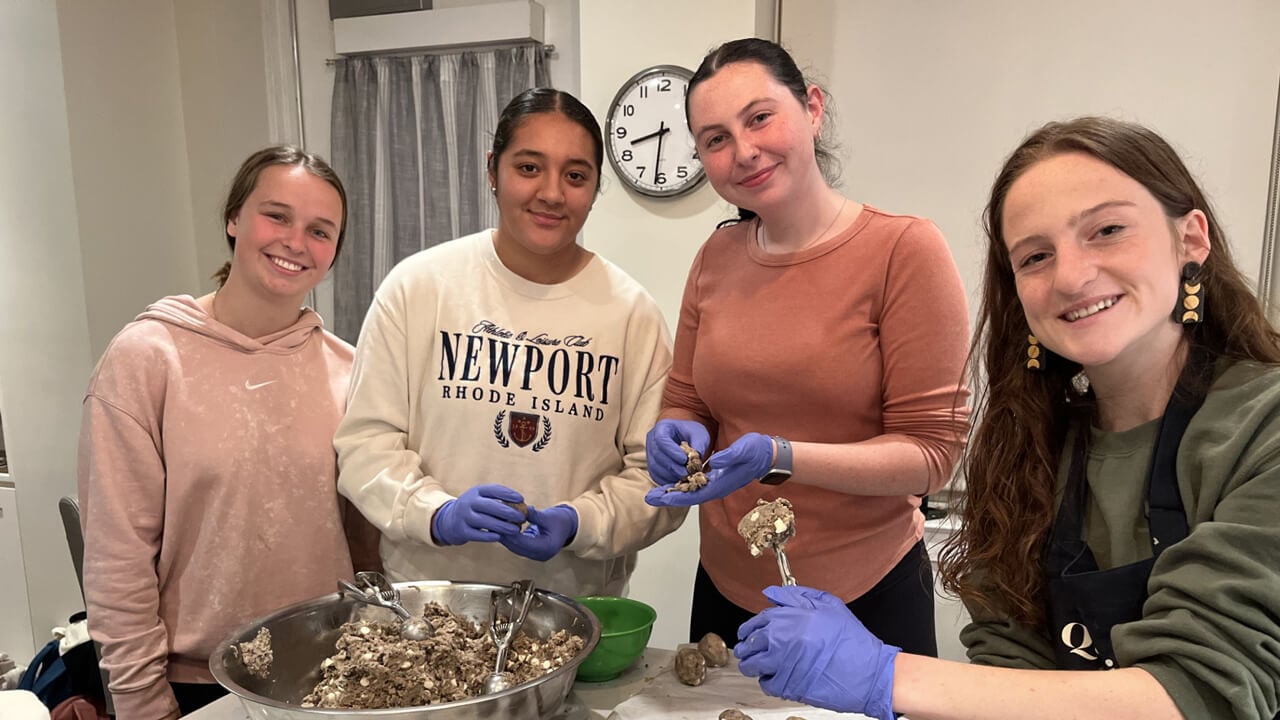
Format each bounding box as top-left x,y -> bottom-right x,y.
736,497 -> 795,558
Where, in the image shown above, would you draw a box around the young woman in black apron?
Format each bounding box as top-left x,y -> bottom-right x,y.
730,117 -> 1280,720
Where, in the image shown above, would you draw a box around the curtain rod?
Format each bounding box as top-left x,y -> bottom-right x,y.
325,42 -> 555,66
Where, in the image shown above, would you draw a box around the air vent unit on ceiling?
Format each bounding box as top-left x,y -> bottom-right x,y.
332,1 -> 544,56
329,0 -> 431,21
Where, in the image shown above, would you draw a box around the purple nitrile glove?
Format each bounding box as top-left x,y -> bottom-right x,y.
499,504 -> 579,562
431,484 -> 526,546
644,431 -> 773,507
645,419 -> 711,487
735,585 -> 899,720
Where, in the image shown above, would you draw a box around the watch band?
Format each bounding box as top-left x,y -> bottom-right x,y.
759,436 -> 793,485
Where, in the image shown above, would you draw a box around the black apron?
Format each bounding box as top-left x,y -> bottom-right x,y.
1044,353 -> 1212,671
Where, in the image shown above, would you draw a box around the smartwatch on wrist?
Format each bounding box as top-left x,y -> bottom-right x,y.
758,436 -> 793,485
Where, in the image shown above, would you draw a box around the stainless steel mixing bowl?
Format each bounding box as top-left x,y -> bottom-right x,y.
210,580 -> 601,720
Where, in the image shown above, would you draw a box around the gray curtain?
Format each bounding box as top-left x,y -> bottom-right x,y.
330,45 -> 549,342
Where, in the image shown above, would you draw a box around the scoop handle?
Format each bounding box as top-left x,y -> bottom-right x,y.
774,547 -> 797,587
337,579 -> 411,619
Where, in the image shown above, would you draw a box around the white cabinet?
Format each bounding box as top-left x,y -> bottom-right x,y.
0,484 -> 35,663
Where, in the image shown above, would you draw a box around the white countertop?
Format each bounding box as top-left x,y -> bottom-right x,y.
188,647 -> 676,720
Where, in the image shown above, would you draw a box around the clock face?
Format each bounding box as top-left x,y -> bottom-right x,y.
605,65 -> 706,198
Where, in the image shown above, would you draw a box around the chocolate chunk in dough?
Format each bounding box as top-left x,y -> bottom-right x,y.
719,710 -> 754,720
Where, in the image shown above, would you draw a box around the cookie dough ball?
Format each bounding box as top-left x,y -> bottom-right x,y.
698,632 -> 730,668
674,646 -> 707,686
719,710 -> 754,720
736,497 -> 795,557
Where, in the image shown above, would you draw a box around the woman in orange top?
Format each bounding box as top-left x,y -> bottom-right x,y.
645,38 -> 970,655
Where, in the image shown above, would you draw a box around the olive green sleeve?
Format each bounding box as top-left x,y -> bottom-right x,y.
1116,488 -> 1280,719
1113,363 -> 1280,720
958,603 -> 1058,670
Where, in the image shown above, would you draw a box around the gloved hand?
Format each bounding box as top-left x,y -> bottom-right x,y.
645,419 -> 711,486
735,585 -> 899,720
499,504 -> 579,561
431,484 -> 527,546
645,432 -> 773,507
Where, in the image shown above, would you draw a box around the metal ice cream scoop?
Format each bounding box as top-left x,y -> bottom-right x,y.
484,579 -> 536,694
338,571 -> 434,640
770,522 -> 797,587
737,498 -> 798,587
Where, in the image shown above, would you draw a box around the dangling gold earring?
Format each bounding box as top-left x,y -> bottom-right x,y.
1026,334 -> 1042,370
1174,261 -> 1204,325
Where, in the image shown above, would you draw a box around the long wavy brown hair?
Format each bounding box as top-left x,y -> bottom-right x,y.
937,116 -> 1280,628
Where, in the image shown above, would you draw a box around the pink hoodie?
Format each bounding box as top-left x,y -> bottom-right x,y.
78,295 -> 356,720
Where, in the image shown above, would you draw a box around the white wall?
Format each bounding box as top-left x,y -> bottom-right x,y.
59,0 -> 201,358
579,2 -> 757,332
782,0 -> 1280,316
0,0 -> 95,655
174,1 -> 276,292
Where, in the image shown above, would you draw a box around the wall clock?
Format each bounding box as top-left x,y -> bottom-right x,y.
604,65 -> 706,198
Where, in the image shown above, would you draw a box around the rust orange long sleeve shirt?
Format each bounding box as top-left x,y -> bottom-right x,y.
663,206 -> 971,612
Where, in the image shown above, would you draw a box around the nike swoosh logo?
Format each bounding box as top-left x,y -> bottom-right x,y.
245,380 -> 277,390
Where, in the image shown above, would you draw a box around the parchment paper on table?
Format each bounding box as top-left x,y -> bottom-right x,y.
736,498 -> 795,558
606,649 -> 852,720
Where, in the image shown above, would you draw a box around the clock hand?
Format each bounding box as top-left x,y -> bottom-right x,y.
630,125 -> 672,145
653,121 -> 666,185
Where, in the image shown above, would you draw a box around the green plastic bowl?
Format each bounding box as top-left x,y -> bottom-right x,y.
574,596 -> 657,682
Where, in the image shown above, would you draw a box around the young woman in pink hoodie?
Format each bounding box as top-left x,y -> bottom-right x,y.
78,146 -> 376,718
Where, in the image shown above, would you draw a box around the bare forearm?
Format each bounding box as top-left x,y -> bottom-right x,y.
791,435 -> 938,496
893,654 -> 1182,720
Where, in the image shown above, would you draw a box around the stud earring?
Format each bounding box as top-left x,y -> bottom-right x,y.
1071,370 -> 1091,395
1174,261 -> 1203,325
490,186 -> 497,194
1026,334 -> 1042,370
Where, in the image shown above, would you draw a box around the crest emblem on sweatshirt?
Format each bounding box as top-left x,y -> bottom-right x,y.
494,410 -> 552,451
